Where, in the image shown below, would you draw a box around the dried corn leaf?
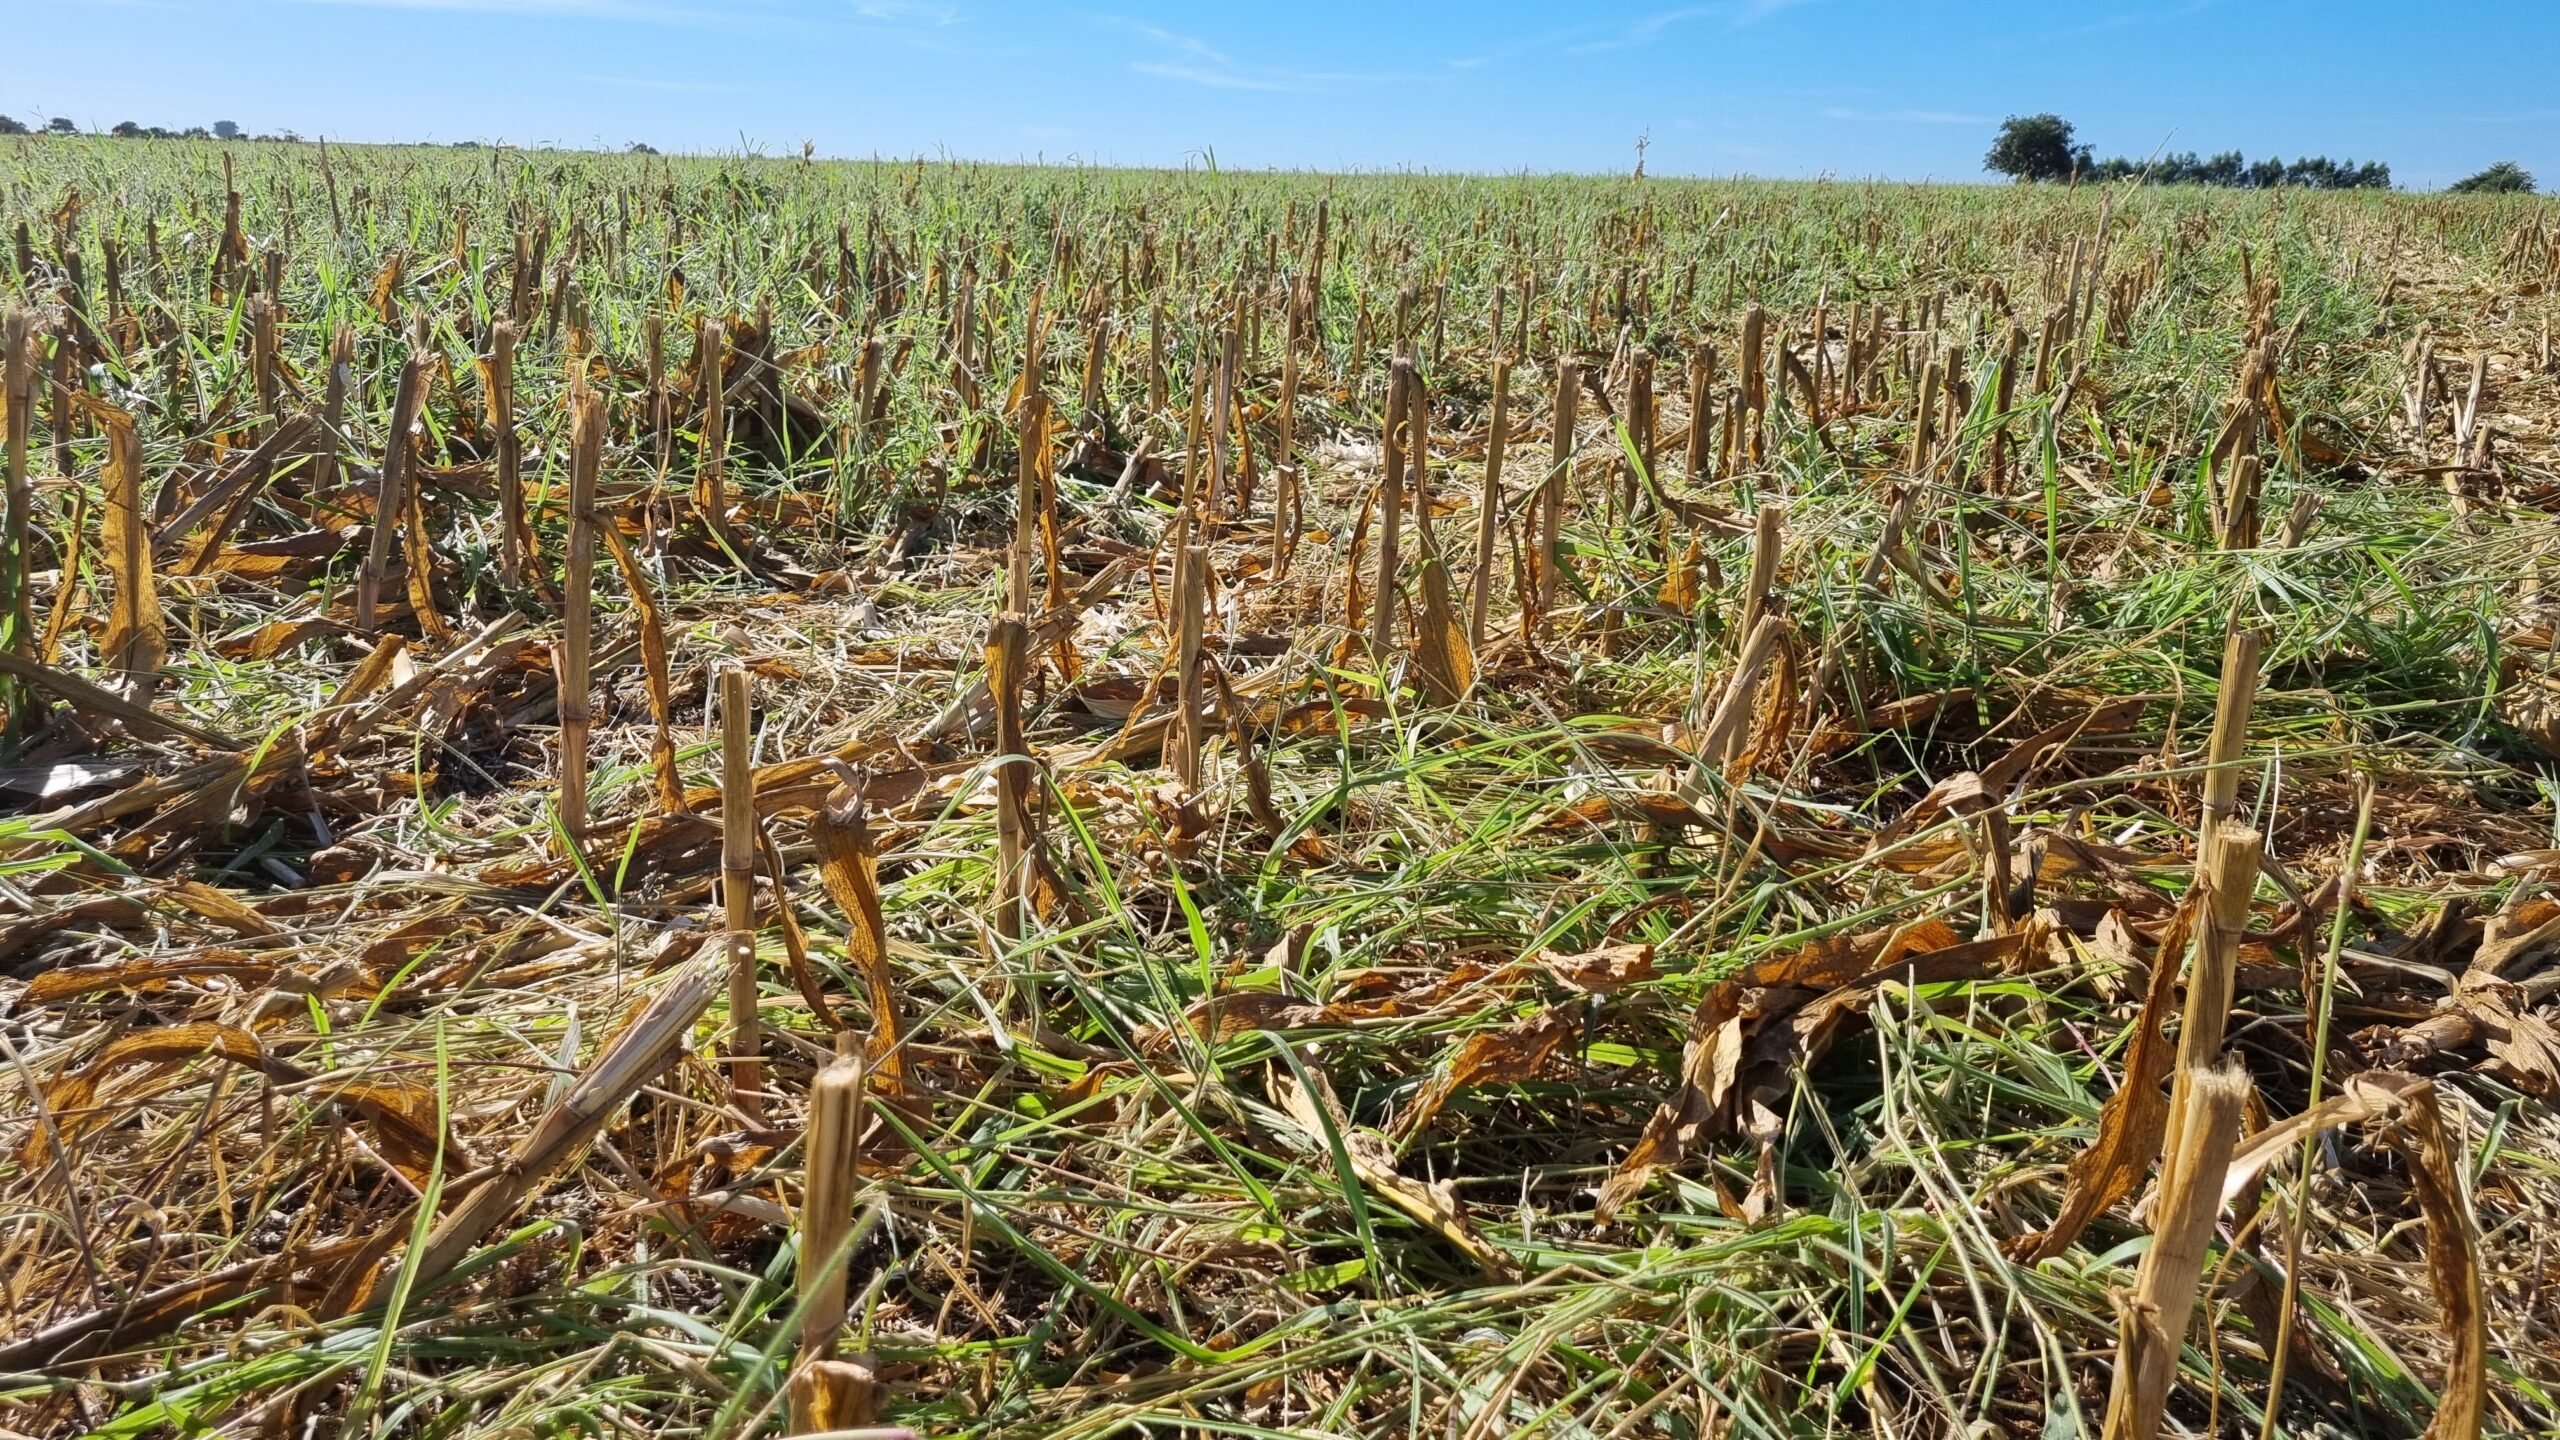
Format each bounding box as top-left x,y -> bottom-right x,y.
1155,990 -> 1326,1049
1395,1008 -> 1578,1139
1657,536 -> 1703,614
809,778 -> 907,1091
25,1022 -> 457,1182
388,953 -> 717,1308
599,519 -> 688,816
1804,686 -> 1976,757
1598,916 -> 2013,1222
1883,696 -> 2147,846
401,450 -> 455,645
2393,1080 -> 2487,1440
162,881 -> 279,938
2217,1070 -> 2419,1206
1410,556 -> 1474,705
2454,973 -> 2560,1097
25,954 -> 278,1005
1539,942 -> 1657,994
757,815 -> 843,1028
1276,1068 -> 1517,1279
2008,904 -> 2191,1261
368,251 -> 406,323
1540,791 -> 1709,835
92,400 -> 164,693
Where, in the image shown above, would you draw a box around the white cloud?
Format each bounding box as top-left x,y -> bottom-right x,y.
1486,0 -> 1821,64
1566,7 -> 1714,54
289,0 -> 687,15
1732,0 -> 1815,24
1105,17 -> 1397,92
1104,17 -> 1231,65
1131,60 -> 1292,91
293,0 -> 961,27
851,0 -> 959,24
580,72 -> 741,92
1823,107 -> 1990,125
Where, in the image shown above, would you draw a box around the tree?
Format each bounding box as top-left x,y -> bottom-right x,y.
213,119 -> 240,140
1985,114 -> 2082,182
111,120 -> 143,138
0,114 -> 26,136
2451,161 -> 2534,194
45,117 -> 77,135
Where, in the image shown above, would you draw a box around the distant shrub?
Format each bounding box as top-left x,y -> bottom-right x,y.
2451,161 -> 2534,194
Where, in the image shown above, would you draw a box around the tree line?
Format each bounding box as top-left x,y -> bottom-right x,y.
1986,115 -> 2393,189
1985,114 -> 2536,193
4,114 -> 658,153
2082,150 -> 2390,190
3,115 -> 258,140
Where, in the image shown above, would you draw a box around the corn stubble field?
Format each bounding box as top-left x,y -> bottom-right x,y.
1,139 -> 2559,1440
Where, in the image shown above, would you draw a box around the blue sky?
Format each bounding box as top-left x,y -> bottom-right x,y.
4,0 -> 2551,187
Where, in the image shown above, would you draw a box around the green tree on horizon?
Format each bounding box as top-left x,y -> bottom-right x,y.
2451,160 -> 2534,194
1985,114 -> 2085,183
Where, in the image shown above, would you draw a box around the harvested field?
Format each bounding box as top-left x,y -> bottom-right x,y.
2,143 -> 2559,1438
